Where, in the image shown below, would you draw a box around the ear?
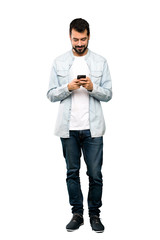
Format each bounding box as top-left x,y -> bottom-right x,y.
88,34 -> 90,40
69,34 -> 72,41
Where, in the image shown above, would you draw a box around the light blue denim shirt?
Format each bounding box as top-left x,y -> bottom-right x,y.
47,49 -> 112,138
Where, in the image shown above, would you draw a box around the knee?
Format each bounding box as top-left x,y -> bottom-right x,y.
87,170 -> 103,185
67,169 -> 80,180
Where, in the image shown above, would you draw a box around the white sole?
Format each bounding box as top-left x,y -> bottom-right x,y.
94,230 -> 104,233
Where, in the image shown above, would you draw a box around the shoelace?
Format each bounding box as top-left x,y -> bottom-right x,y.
72,214 -> 83,222
91,216 -> 101,224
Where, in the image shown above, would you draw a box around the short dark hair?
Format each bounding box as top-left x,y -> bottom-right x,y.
69,18 -> 90,36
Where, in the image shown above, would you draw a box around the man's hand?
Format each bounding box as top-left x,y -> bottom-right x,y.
79,77 -> 93,91
68,79 -> 81,91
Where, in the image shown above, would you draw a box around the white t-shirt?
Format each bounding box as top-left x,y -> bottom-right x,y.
69,56 -> 90,130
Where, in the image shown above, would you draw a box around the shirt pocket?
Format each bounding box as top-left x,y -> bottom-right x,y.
90,71 -> 102,85
57,70 -> 69,85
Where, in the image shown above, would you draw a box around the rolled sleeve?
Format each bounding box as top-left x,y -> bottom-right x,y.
47,83 -> 72,102
88,83 -> 112,102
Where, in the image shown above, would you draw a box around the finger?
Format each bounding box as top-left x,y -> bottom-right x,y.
79,78 -> 87,81
82,84 -> 87,88
79,80 -> 87,84
81,82 -> 87,86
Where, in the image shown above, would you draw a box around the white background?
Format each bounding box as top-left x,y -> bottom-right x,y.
0,0 -> 160,239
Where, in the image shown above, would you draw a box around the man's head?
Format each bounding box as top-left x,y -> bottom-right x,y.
69,18 -> 90,56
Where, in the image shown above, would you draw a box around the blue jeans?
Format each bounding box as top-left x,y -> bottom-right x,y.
60,129 -> 103,217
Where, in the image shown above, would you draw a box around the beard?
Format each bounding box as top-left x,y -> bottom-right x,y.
73,43 -> 88,55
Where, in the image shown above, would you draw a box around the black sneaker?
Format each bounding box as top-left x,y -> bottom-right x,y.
66,213 -> 84,232
90,215 -> 105,233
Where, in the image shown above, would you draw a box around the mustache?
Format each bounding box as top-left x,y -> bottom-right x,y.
75,45 -> 85,48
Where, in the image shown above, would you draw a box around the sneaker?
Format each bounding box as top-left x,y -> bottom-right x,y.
66,213 -> 84,232
90,215 -> 105,233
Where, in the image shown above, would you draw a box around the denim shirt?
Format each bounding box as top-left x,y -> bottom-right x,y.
47,49 -> 112,138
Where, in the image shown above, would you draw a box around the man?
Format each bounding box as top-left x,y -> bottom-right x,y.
47,18 -> 112,233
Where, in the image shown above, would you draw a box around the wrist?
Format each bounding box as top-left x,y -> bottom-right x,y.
88,83 -> 93,92
89,83 -> 93,91
68,83 -> 72,92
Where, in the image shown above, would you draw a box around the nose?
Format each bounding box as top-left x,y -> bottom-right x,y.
78,40 -> 82,46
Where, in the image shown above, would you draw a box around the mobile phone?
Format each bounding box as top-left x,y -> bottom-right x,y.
77,75 -> 86,79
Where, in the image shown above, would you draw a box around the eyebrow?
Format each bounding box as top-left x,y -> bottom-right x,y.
73,37 -> 87,40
